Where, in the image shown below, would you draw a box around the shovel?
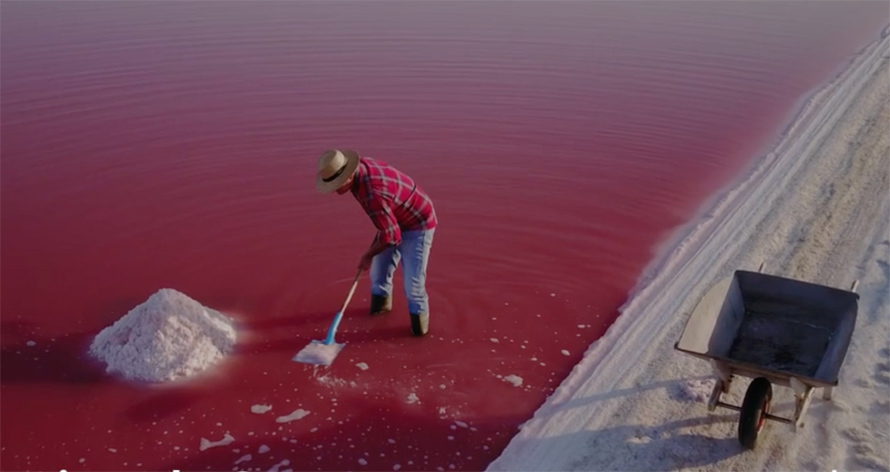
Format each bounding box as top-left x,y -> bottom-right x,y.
292,268 -> 363,366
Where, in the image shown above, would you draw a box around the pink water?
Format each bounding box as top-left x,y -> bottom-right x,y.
2,2 -> 887,471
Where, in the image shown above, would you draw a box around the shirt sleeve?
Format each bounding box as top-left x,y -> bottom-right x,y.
362,190 -> 401,245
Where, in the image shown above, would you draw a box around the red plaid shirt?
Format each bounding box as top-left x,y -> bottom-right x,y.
351,156 -> 437,245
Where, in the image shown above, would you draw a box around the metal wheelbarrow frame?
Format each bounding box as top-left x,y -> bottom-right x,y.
674,264 -> 859,449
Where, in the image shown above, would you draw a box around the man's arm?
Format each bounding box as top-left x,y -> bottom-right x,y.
358,228 -> 397,271
366,235 -> 393,258
357,188 -> 401,270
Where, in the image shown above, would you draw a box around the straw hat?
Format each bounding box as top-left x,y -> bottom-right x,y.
316,149 -> 361,194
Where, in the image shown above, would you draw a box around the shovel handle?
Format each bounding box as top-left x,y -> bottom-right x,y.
339,268 -> 363,314
322,269 -> 363,345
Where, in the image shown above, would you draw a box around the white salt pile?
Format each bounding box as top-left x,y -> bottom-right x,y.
89,288 -> 237,383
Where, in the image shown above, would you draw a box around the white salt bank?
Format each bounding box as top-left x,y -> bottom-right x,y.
89,288 -> 237,383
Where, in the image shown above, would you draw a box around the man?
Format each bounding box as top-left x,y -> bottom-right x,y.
316,149 -> 437,336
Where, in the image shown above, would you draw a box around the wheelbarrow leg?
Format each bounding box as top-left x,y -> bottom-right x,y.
708,379 -> 725,412
708,360 -> 733,412
822,387 -> 833,401
790,377 -> 814,430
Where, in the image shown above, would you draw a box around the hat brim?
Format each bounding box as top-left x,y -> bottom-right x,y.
316,149 -> 361,194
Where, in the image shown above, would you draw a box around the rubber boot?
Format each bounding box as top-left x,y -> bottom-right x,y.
410,313 -> 429,337
370,294 -> 392,316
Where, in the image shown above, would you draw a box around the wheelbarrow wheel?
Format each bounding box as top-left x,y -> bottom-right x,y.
738,377 -> 772,450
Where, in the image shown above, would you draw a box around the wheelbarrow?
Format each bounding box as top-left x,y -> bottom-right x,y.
674,265 -> 859,449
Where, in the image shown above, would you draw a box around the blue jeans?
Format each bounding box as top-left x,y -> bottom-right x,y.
370,229 -> 435,314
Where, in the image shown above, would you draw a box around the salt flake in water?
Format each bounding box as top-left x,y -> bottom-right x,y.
503,375 -> 523,387
199,433 -> 235,451
276,409 -> 310,423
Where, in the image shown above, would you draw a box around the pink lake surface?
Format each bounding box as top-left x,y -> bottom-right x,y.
2,2 -> 887,471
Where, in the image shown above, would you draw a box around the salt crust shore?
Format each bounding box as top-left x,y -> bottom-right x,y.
488,28 -> 890,472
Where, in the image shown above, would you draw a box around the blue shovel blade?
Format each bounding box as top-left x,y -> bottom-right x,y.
292,310 -> 345,365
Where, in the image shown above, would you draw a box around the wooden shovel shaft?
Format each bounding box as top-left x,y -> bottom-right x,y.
340,269 -> 363,314
322,268 -> 364,345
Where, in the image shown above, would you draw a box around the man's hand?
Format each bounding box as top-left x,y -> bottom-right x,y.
358,236 -> 394,271
358,252 -> 374,271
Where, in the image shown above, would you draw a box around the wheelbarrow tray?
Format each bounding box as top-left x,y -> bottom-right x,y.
674,269 -> 859,448
675,270 -> 858,386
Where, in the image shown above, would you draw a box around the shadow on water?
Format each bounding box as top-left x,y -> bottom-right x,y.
125,385 -> 210,423
236,308 -> 362,332
233,307 -> 414,356
0,321 -> 106,384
